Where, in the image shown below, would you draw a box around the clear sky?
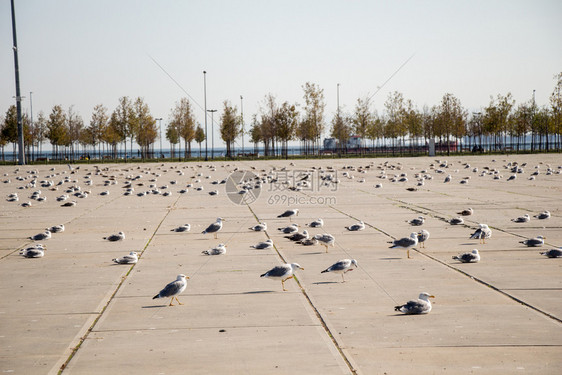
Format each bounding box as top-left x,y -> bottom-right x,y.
1,0 -> 561,150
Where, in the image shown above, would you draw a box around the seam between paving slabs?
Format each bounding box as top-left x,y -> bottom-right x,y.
246,203 -> 359,375
57,193 -> 182,374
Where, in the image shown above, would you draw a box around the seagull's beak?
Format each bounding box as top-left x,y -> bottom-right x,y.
186,276 -> 190,279
429,295 -> 435,298
299,267 -> 304,270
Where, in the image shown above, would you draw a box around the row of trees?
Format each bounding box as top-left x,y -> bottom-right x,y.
1,73 -> 561,161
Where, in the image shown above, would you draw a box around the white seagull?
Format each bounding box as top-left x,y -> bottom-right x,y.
452,249 -> 480,263
152,274 -> 189,306
321,259 -> 358,282
261,263 -> 304,291
112,251 -> 138,264
394,292 -> 435,314
202,217 -> 224,239
388,232 -> 418,258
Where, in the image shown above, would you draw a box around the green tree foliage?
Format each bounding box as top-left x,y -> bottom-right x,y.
220,100 -> 240,158
46,105 -> 67,158
352,96 -> 372,152
330,112 -> 351,152
2,105 -> 18,145
89,104 -> 108,157
194,125 -> 205,158
301,82 -> 325,154
132,97 -> 157,158
165,121 -> 180,158
275,101 -> 299,157
170,98 -> 196,157
113,96 -> 133,156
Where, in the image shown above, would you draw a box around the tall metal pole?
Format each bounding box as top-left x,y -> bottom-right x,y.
155,117 -> 163,158
240,95 -> 244,156
207,109 -> 217,159
30,91 -> 33,159
203,71 -> 208,161
11,0 -> 25,165
337,83 -> 340,117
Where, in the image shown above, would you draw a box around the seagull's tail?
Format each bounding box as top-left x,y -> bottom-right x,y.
202,250 -> 210,255
321,269 -> 329,273
202,230 -> 207,234
152,294 -> 160,300
394,305 -> 403,312
452,256 -> 459,260
260,273 -> 267,278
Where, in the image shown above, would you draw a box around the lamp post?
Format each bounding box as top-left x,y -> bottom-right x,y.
30,91 -> 33,159
10,0 -> 25,165
240,95 -> 244,157
203,71 -> 208,161
207,109 -> 217,159
155,117 -> 163,159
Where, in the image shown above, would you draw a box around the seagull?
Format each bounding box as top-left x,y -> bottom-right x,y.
278,223 -> 299,234
511,214 -> 530,223
260,263 -> 304,291
61,200 -> 77,207
534,211 -> 551,220
20,244 -> 46,258
452,249 -> 480,263
202,217 -> 224,239
249,222 -> 267,231
46,224 -> 65,233
314,233 -> 335,252
202,243 -> 226,255
449,217 -> 464,225
407,216 -> 425,226
251,239 -> 273,249
417,229 -> 430,248
285,230 -> 309,242
457,208 -> 473,216
277,208 -> 299,219
444,174 -> 452,183
388,232 -> 418,258
112,251 -> 138,264
321,259 -> 358,282
394,292 -> 435,314
152,274 -> 189,306
520,235 -> 545,247
171,224 -> 191,232
29,230 -> 51,241
306,218 -> 324,228
345,221 -> 365,231
104,231 -> 125,242
507,174 -> 517,181
540,249 -> 562,258
296,238 -> 318,246
469,224 -> 492,244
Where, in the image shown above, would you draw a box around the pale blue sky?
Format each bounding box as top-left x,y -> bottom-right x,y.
1,0 -> 561,149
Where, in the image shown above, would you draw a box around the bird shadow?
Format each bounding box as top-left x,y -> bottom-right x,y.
142,305 -> 168,309
380,257 -> 402,260
301,252 -> 324,255
312,281 -> 340,285
461,242 -> 479,245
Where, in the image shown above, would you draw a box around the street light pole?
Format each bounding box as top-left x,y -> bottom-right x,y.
203,71 -> 208,161
155,117 -> 163,159
240,95 -> 244,157
30,91 -> 34,159
207,109 -> 217,159
10,0 -> 25,165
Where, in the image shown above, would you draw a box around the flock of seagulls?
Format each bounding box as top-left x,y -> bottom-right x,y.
4,156 -> 560,319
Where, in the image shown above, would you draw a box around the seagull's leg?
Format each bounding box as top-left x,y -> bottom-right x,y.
281,279 -> 287,291
176,297 -> 184,305
407,248 -> 411,258
214,233 -> 217,239
169,298 -> 175,306
341,273 -> 345,283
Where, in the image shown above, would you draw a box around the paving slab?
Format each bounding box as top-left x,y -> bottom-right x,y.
1,155 -> 561,375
